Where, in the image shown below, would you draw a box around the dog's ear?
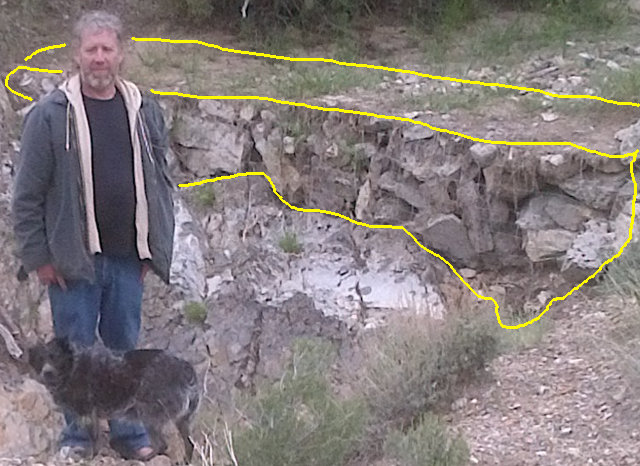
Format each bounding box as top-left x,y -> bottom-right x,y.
27,344 -> 46,372
52,336 -> 74,355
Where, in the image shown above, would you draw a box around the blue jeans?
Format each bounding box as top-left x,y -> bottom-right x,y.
48,254 -> 150,453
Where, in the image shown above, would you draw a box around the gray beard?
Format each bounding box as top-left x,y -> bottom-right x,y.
81,69 -> 116,91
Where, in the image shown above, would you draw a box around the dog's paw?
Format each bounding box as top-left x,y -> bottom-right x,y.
57,444 -> 94,461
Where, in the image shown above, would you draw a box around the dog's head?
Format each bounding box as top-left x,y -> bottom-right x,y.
28,337 -> 75,389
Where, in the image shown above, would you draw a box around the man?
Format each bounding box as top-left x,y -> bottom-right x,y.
12,11 -> 174,461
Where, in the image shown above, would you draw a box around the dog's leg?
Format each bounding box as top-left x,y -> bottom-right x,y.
175,417 -> 195,464
89,411 -> 100,454
146,423 -> 168,457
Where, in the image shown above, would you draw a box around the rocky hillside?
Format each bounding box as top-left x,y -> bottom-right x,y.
2,13 -> 640,465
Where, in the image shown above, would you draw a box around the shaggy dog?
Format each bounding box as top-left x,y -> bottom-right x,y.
28,337 -> 201,462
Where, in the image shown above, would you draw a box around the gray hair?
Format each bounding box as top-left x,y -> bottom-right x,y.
72,11 -> 123,49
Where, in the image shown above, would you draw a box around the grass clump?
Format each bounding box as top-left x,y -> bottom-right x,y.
229,338 -> 367,466
273,64 -> 383,100
361,309 -> 498,429
279,231 -> 302,254
596,64 -> 640,105
384,413 -> 469,466
183,301 -> 208,324
599,241 -> 640,301
193,184 -> 217,208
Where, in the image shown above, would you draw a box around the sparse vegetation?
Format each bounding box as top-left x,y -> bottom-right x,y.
273,63 -> 383,100
383,413 -> 470,466
599,241 -> 640,302
497,305 -> 553,351
279,231 -> 302,254
193,184 -> 217,208
184,300 -> 208,324
224,338 -> 367,466
596,64 -> 640,105
361,309 -> 498,430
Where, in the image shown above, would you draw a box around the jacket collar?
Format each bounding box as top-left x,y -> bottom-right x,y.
55,74 -> 144,110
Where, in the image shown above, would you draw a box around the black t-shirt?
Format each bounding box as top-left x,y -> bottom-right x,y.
83,89 -> 137,258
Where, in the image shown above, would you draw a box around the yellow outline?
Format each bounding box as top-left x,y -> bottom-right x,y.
4,66 -> 63,102
180,152 -> 637,330
150,90 -> 635,159
132,37 -> 640,108
24,43 -> 67,61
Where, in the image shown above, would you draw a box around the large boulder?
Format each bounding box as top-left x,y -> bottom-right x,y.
172,113 -> 251,176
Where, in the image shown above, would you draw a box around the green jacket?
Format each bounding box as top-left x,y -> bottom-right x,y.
12,80 -> 174,283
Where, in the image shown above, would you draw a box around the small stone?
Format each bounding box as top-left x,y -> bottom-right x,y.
469,143 -> 498,168
239,104 -> 257,121
146,455 -> 173,466
260,109 -> 277,122
607,60 -> 621,70
451,397 -> 468,411
283,136 -> 295,154
568,75 -> 583,86
578,52 -> 596,64
560,426 -> 572,435
541,111 -> 559,122
460,268 -> 477,279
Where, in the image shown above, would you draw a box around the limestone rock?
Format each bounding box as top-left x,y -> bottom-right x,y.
198,99 -> 236,122
483,153 -> 538,202
538,152 -> 580,183
470,143 -> 498,168
173,114 -> 250,175
562,219 -> 615,275
378,171 -> 428,210
516,193 -> 593,232
402,115 -> 436,141
355,179 -> 372,220
0,380 -> 61,458
523,229 -> 576,262
560,171 -> 627,211
253,122 -> 283,187
170,197 -> 206,301
458,180 -> 493,253
418,214 -> 476,264
612,202 -> 640,251
0,86 -> 13,131
615,118 -> 640,159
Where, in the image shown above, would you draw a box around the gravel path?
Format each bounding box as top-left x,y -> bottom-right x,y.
452,294 -> 640,466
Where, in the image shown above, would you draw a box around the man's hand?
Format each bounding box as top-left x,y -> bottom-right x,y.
140,263 -> 149,283
36,264 -> 67,291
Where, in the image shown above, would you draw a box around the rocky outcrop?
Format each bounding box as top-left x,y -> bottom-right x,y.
2,64 -> 639,462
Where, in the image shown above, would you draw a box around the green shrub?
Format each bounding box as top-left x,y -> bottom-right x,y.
279,231 -> 302,254
598,241 -> 640,301
184,301 -> 208,324
229,338 -> 367,466
384,413 -> 469,466
193,184 -> 217,208
362,309 -> 498,428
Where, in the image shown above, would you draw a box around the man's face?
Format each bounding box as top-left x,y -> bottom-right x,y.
74,28 -> 123,93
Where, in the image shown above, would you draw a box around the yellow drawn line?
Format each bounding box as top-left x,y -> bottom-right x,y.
151,90 -> 635,159
133,36 -> 640,108
4,66 -> 63,101
24,43 -> 67,61
7,39 -> 639,328
181,152 -> 637,330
